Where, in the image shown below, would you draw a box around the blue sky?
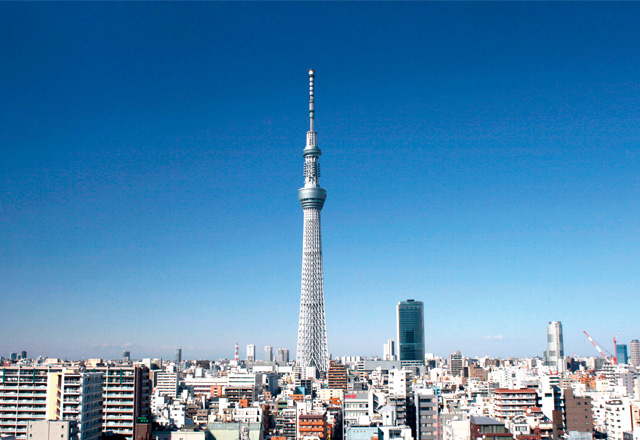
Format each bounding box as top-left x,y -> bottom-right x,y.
1,2 -> 639,361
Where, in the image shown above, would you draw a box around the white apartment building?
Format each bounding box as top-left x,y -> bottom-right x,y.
389,369 -> 411,398
604,398 -> 633,440
0,366 -> 51,439
344,392 -> 372,425
155,372 -> 179,398
0,367 -> 103,440
46,369 -> 103,440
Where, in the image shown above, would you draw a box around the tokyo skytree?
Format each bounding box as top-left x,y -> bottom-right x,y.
296,69 -> 329,373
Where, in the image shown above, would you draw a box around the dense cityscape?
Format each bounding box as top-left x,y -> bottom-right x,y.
3,315 -> 640,440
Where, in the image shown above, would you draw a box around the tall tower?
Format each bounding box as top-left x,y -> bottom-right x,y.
629,340 -> 640,366
397,299 -> 425,366
546,321 -> 565,372
296,69 -> 329,373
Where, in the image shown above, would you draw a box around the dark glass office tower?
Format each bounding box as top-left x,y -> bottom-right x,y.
617,344 -> 629,365
397,299 -> 425,365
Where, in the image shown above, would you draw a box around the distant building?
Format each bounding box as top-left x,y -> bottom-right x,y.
175,348 -> 182,363
491,389 -> 538,420
546,321 -> 565,372
20,351 -> 27,360
277,349 -> 290,364
449,351 -> 464,377
327,361 -> 347,391
397,299 -> 425,366
123,350 -> 131,362
629,340 -> 640,366
383,340 -> 395,361
247,344 -> 256,362
265,346 -> 273,362
155,371 -> 179,398
298,412 -> 330,440
469,415 -> 512,440
617,344 -> 628,365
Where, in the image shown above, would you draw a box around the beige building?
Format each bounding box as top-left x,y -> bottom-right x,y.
26,420 -> 74,440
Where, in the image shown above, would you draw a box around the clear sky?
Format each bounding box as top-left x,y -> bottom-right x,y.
1,2 -> 639,361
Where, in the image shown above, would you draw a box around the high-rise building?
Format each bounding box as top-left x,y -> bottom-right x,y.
175,348 -> 182,363
247,344 -> 256,362
629,340 -> 640,366
327,361 -> 347,391
397,299 -> 425,365
265,345 -> 273,362
20,351 -> 27,360
616,344 -> 628,365
0,366 -> 51,439
0,367 -> 103,440
383,339 -> 395,361
123,350 -> 131,362
277,348 -> 290,364
48,369 -> 104,440
296,69 -> 330,374
546,321 -> 565,372
94,365 -> 151,440
449,350 -> 464,377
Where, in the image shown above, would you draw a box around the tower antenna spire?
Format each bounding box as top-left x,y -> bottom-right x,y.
308,69 -> 315,132
297,69 -> 329,374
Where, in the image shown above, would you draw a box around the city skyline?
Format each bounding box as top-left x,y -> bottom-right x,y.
2,2 -> 640,360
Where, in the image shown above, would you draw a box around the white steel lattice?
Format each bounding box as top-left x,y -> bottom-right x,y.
295,69 -> 329,373
296,207 -> 329,372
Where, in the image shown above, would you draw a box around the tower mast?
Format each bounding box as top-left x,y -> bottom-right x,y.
296,69 -> 329,374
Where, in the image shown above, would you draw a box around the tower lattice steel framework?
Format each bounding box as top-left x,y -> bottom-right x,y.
296,69 -> 329,373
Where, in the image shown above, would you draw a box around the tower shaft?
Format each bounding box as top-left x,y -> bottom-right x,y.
296,70 -> 329,373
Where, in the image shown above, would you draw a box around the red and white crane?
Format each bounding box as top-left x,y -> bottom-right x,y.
584,330 -> 609,361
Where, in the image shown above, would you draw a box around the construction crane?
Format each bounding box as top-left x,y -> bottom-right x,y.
584,330 -> 609,361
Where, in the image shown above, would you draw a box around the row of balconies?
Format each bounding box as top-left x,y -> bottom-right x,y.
0,400 -> 46,405
104,414 -> 134,420
0,390 -> 43,396
0,406 -> 45,411
495,401 -> 536,405
0,413 -> 46,419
